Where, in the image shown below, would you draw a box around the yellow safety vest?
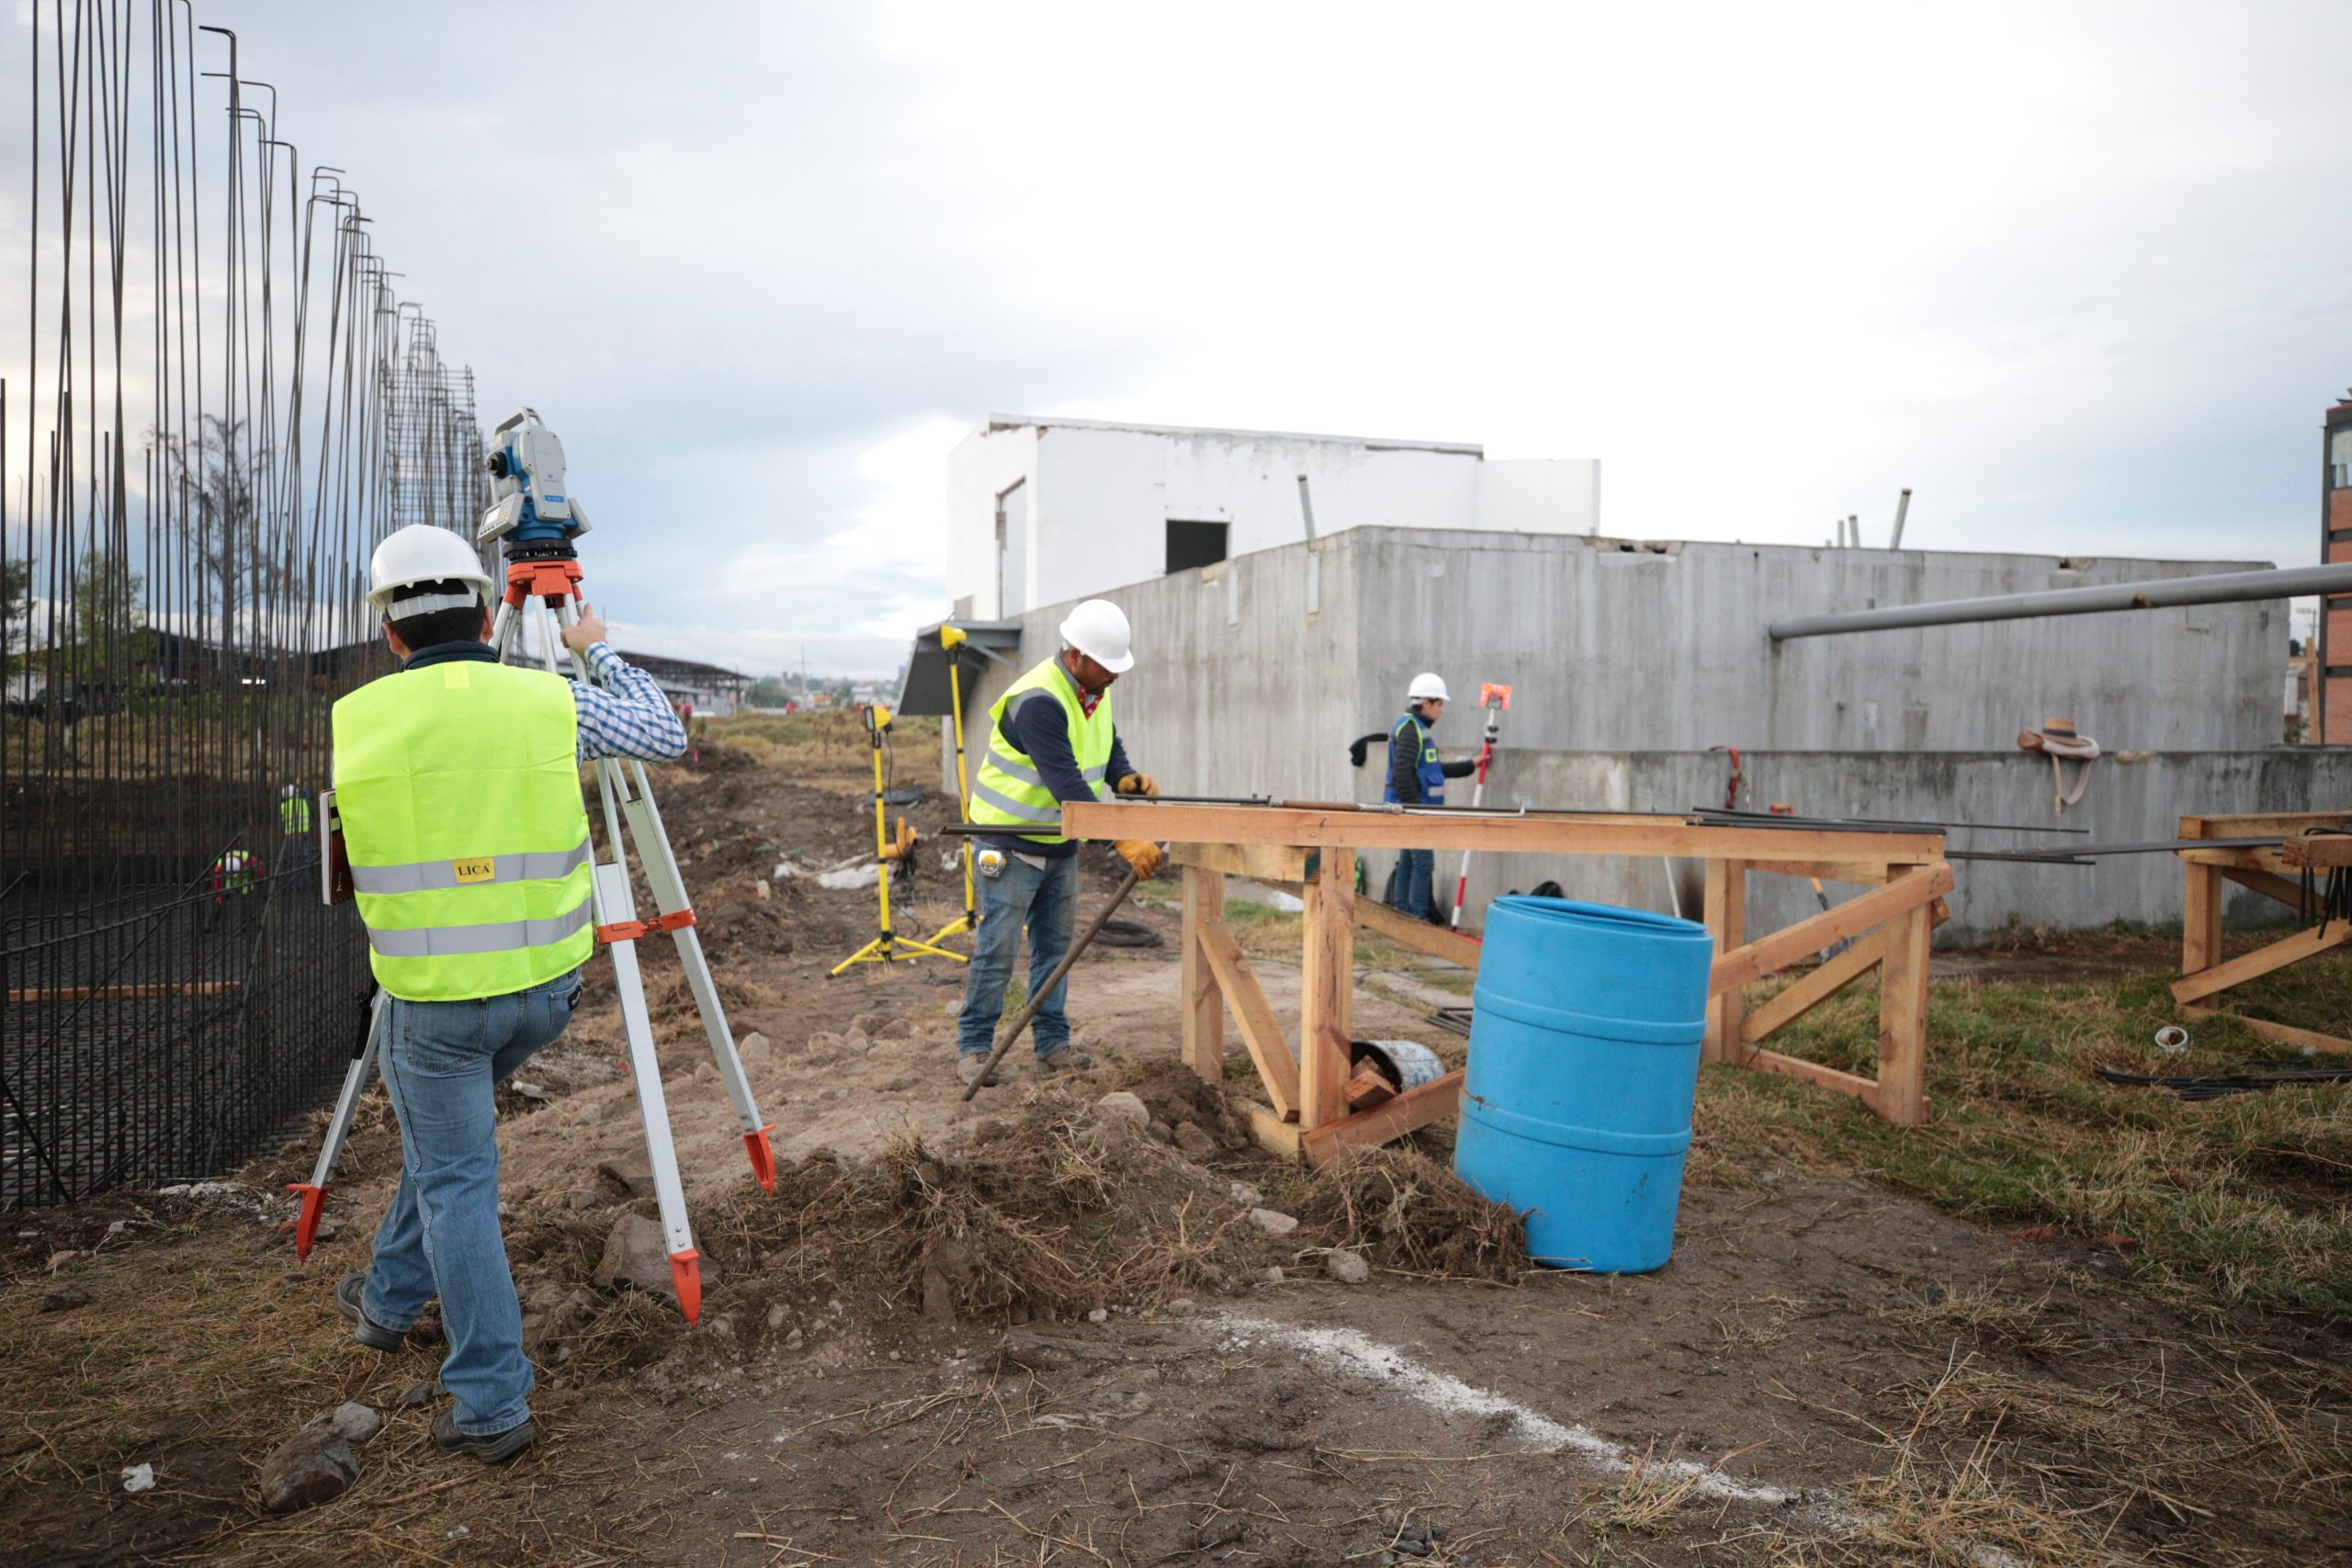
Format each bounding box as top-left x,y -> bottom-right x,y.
967,659 -> 1114,847
331,659 -> 594,1001
280,795 -> 312,834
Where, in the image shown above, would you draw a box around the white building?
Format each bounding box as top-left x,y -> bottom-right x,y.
944,415 -> 1600,620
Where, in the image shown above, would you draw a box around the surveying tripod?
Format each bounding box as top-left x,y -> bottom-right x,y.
829,701 -> 966,975
288,546 -> 775,1325
918,625 -> 978,950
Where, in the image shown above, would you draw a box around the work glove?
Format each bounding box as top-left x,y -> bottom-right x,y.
1115,772 -> 1159,797
1113,840 -> 1165,881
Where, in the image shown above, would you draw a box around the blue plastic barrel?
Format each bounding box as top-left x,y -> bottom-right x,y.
1453,896 -> 1715,1272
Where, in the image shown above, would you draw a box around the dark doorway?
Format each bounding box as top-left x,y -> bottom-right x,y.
1166,519 -> 1229,574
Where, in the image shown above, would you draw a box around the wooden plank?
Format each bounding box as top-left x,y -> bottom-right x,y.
2182,857 -> 2223,977
1299,848 -> 1357,1131
1710,863 -> 1953,997
1062,800 -> 1943,863
2281,833 -> 2352,870
1193,919 -> 1300,1120
2177,847 -> 2289,870
1874,901 -> 1932,1125
1344,1065 -> 1397,1111
1702,859 -> 1747,1064
1738,927 -> 1891,1044
2222,866 -> 2304,908
2171,921 -> 2352,1004
1240,1100 -> 1303,1159
1353,896 -> 1484,970
1167,840 -> 1313,883
1746,861 -> 1893,883
1301,1068 -> 1466,1169
2179,811 -> 2352,836
2179,1004 -> 2352,1057
1181,866 -> 1227,1084
1736,1046 -> 1880,1106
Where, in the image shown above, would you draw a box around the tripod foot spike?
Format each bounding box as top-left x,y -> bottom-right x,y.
287,1182 -> 327,1262
743,1127 -> 776,1192
669,1249 -> 702,1325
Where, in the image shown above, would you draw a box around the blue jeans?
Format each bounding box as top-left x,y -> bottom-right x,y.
364,970 -> 582,1436
956,852 -> 1078,1059
1392,848 -> 1435,920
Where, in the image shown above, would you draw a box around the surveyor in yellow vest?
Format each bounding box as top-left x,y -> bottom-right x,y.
958,599 -> 1163,1089
327,524 -> 684,1466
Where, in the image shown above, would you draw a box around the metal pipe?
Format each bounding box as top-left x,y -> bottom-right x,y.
1768,562 -> 2352,641
1889,488 -> 1911,548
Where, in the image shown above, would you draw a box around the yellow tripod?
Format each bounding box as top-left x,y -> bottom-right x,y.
921,626 -> 979,949
830,703 -> 966,976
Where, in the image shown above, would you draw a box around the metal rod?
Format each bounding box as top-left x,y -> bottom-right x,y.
1889,488 -> 1911,548
961,867 -> 1140,1100
1770,562 -> 2352,641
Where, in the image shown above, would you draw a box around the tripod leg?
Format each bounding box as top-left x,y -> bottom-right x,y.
288,989 -> 386,1261
594,858 -> 706,1323
618,760 -> 775,1192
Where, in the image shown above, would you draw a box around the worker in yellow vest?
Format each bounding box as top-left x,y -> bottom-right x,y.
327,524 -> 685,1465
278,784 -> 314,883
959,599 -> 1162,1088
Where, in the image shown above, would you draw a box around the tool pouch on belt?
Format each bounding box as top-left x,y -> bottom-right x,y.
321,789 -> 355,906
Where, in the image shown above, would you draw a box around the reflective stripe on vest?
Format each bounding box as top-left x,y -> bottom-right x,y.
967,659 -> 1115,845
332,658 -> 594,1001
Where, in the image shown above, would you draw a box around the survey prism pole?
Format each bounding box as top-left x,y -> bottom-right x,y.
922,626 -> 978,949
1447,684 -> 1512,931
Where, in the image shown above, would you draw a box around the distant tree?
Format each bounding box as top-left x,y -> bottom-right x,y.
152,416 -> 294,632
63,549 -> 147,685
747,676 -> 791,707
1,550 -> 32,683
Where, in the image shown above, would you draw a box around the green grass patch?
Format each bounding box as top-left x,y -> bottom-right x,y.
1695,933 -> 2352,1325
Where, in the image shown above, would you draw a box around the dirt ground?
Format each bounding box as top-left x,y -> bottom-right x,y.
5,736 -> 2347,1566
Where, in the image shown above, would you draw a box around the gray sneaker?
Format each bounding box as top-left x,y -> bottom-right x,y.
1036,1049 -> 1095,1076
956,1055 -> 1001,1088
335,1273 -> 407,1353
432,1408 -> 537,1464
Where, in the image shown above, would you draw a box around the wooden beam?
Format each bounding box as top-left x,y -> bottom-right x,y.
2182,859 -> 2223,978
1745,861 -> 1893,883
1344,1065 -> 1397,1111
1181,866 -> 1226,1084
2171,921 -> 2352,1004
1738,928 -> 1890,1044
1710,863 -> 1953,997
1299,848 -> 1357,1131
2179,1004 -> 2352,1057
6,982 -> 239,1002
1874,901 -> 1932,1125
1193,919 -> 1300,1120
1301,1068 -> 1465,1169
2222,865 -> 2304,908
1702,859 -> 1747,1064
1735,1046 -> 1880,1106
2180,811 -> 2352,836
2177,847 -> 2288,869
1240,1100 -> 1303,1159
1353,896 -> 1484,970
2281,833 -> 2352,870
1168,840 -> 1313,883
1062,800 -> 1943,863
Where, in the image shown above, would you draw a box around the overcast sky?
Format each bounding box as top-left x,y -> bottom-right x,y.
9,1 -> 2350,676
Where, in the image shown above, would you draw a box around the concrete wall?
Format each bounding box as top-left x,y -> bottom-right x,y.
1429,746 -> 2352,943
944,417 -> 1599,619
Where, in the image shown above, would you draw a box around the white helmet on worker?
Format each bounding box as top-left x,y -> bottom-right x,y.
1408,671 -> 1449,703
366,525 -> 495,619
282,784 -> 301,799
1058,598 -> 1135,674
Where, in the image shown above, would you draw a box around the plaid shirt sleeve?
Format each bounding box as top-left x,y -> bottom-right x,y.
571,643 -> 688,762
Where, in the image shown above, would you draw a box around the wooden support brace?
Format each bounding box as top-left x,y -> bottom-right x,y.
1168,840 -> 1313,883
1240,1100 -> 1303,1159
1738,895 -> 1950,1047
1344,1066 -> 1397,1111
1193,919 -> 1300,1120
2172,920 -> 2352,1005
1710,863 -> 1953,998
2178,1004 -> 2352,1057
1736,1047 -> 1881,1106
1301,1068 -> 1465,1169
2222,866 -> 2303,908
1353,897 -> 1485,970
1874,900 -> 1932,1125
1181,865 -> 1226,1084
1702,858 -> 1747,1064
1299,848 -> 1357,1130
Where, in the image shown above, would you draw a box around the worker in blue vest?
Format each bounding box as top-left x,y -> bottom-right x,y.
1385,672 -> 1476,921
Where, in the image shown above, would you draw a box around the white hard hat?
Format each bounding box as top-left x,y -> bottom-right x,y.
1408,672 -> 1450,703
367,525 -> 495,618
1058,598 -> 1135,674
282,784 -> 300,798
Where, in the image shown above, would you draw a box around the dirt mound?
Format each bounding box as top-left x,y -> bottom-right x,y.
1291,1145 -> 1531,1280
640,967 -> 784,1031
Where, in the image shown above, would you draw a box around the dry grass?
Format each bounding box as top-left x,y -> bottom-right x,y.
698,708 -> 942,790
1284,1145 -> 1531,1282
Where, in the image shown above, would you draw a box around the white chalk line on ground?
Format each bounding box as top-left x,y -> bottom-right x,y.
1215,1312 -> 1838,1520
